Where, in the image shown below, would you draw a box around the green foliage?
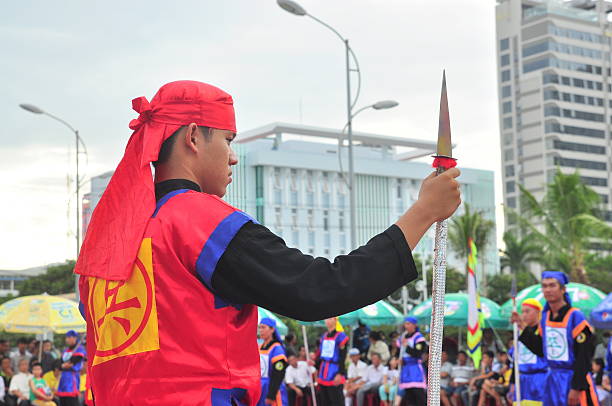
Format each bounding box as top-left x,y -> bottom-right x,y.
16,261 -> 76,296
486,271 -> 537,304
515,170 -> 612,283
449,204 -> 495,271
499,231 -> 541,273
406,253 -> 464,297
584,255 -> 612,294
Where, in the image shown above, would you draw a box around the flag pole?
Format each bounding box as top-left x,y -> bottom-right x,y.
301,324 -> 318,406
512,273 -> 521,405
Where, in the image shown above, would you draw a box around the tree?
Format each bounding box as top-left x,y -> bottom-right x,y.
517,170 -> 612,283
486,271 -> 537,304
16,261 -> 75,296
585,254 -> 612,294
499,231 -> 541,274
449,204 -> 496,269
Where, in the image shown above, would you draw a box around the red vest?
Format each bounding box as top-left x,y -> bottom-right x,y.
79,190 -> 260,405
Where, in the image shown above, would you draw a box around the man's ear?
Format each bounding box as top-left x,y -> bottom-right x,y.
184,123 -> 199,153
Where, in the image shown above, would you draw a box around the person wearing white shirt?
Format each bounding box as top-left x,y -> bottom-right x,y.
345,348 -> 367,406
285,355 -> 315,406
378,357 -> 399,406
356,353 -> 387,406
8,359 -> 31,406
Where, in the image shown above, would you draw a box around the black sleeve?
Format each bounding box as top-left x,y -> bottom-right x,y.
518,326 -> 544,357
338,345 -> 348,377
405,341 -> 427,358
212,223 -> 417,321
68,355 -> 83,366
267,359 -> 288,400
571,327 -> 594,390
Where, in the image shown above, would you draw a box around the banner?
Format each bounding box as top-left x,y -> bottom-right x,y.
466,238 -> 483,369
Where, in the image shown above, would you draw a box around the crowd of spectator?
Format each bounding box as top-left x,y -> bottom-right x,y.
0,338 -> 88,406
280,325 -> 612,406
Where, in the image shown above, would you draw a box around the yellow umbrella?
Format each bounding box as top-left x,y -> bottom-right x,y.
0,294 -> 86,334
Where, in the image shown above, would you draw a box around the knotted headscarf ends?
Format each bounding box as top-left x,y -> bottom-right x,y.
75,81 -> 236,281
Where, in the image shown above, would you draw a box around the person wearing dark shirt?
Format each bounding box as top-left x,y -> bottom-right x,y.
316,318 -> 349,406
258,318 -> 288,406
513,271 -> 599,406
77,81 -> 461,404
352,322 -> 371,359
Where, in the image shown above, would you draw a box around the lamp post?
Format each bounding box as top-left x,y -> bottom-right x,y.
277,0 -> 397,248
19,103 -> 87,300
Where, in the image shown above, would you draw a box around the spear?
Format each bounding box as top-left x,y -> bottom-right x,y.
512,273 -> 522,404
427,71 -> 456,406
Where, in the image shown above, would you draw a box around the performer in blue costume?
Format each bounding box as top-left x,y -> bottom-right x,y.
56,330 -> 85,406
316,317 -> 349,406
514,271 -> 599,406
258,317 -> 288,406
397,317 -> 427,406
509,298 -> 547,406
606,335 -> 612,377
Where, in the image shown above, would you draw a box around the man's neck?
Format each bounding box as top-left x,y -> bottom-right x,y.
548,299 -> 566,316
263,337 -> 273,347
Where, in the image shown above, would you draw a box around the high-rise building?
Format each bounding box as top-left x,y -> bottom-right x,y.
496,0 -> 612,227
83,122 -> 499,275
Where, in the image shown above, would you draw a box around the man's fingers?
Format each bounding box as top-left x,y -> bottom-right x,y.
442,167 -> 460,179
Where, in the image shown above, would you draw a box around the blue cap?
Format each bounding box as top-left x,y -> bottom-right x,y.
260,317 -> 282,343
66,330 -> 79,338
404,316 -> 418,325
542,271 -> 572,308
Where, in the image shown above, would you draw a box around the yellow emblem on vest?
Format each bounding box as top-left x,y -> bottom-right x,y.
576,332 -> 586,344
275,361 -> 284,371
88,238 -> 159,366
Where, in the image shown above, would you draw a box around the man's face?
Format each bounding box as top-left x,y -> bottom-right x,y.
442,351 -> 448,363
17,343 -> 26,352
457,353 -> 466,365
193,127 -> 237,198
299,347 -> 306,359
65,336 -> 77,347
325,318 -> 336,331
18,360 -> 28,373
43,342 -> 52,352
258,324 -> 273,341
350,354 -> 360,364
1,358 -> 10,370
483,354 -> 491,366
288,356 -> 297,368
521,305 -> 540,327
371,354 -> 381,367
542,278 -> 565,303
404,322 -> 416,335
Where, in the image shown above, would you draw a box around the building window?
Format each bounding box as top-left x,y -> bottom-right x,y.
324,233 -> 331,247
502,101 -> 512,114
581,176 -> 608,187
507,197 -> 516,208
501,69 -> 511,82
307,209 -> 314,230
308,231 -> 315,247
554,157 -> 606,171
505,165 -> 515,177
500,38 -> 509,51
506,181 -> 516,193
323,210 -> 329,231
504,149 -> 514,161
275,207 -> 281,228
502,85 -> 511,98
501,54 -> 510,66
291,208 -> 298,228
290,190 -> 298,206
503,133 -> 513,146
503,117 -> 513,129
340,232 -> 346,249
339,211 -> 345,232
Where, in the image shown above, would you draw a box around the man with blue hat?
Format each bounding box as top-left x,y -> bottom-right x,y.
56,330 -> 85,406
514,271 -> 599,406
397,316 -> 427,405
258,317 -> 288,406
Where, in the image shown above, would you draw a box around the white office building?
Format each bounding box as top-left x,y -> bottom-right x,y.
496,0 -> 612,227
84,122 -> 499,275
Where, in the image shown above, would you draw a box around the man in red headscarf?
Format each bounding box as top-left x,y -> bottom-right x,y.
76,80 -> 461,405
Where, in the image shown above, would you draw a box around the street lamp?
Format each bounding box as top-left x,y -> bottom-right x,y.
278,0 -> 397,249
19,103 -> 87,299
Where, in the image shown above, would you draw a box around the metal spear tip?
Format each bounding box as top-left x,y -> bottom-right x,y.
277,0 -> 307,16
19,103 -> 45,114
372,100 -> 399,110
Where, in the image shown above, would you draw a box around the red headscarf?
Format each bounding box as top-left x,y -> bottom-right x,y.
74,80 -> 236,281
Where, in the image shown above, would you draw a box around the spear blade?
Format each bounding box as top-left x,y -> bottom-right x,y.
437,70 -> 452,158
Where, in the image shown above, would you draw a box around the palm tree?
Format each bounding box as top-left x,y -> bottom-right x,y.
516,169 -> 612,283
449,204 -> 495,272
499,231 -> 541,274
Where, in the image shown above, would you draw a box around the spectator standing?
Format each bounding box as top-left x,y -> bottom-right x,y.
29,362 -> 55,406
367,332 -> 390,364
316,317 -> 349,406
344,348 -> 367,406
440,351 -> 454,406
378,357 -> 399,406
352,323 -> 371,359
39,342 -> 56,375
9,339 -> 31,372
449,351 -> 474,406
356,353 -> 386,406
397,317 -> 427,406
8,358 -> 31,406
285,354 -> 314,406
284,334 -> 298,358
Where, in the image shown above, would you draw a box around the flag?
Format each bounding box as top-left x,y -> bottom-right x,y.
467,238 -> 484,369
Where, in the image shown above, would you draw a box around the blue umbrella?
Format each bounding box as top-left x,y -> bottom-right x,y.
590,292 -> 612,329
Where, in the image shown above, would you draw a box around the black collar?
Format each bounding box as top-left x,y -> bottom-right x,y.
155,179 -> 201,202
548,302 -> 572,322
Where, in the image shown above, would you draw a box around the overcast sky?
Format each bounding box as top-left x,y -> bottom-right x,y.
0,0 -> 501,270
